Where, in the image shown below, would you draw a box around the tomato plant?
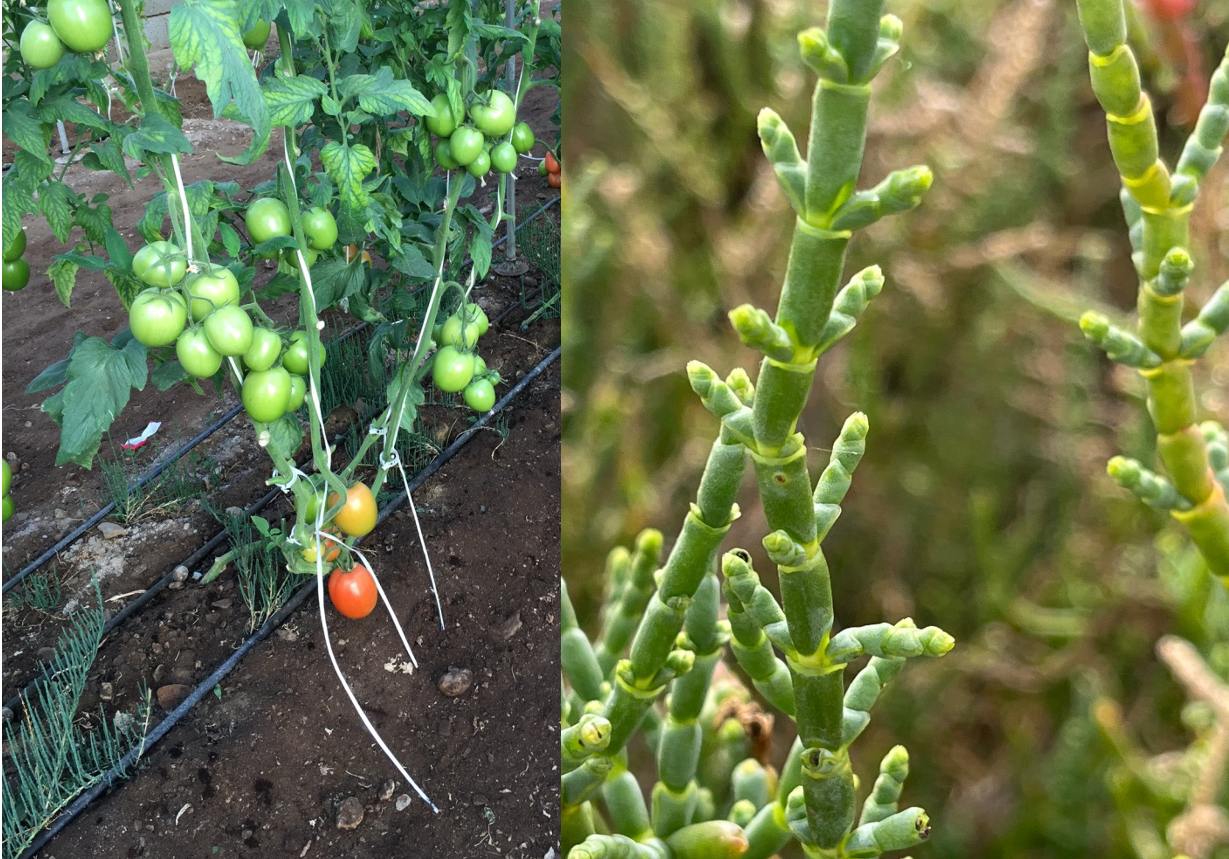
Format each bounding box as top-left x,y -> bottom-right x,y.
203,305 -> 254,356
128,289 -> 187,347
241,367 -> 292,423
176,328 -> 223,379
19,22 -> 64,69
132,240 -> 187,288
329,563 -> 379,619
245,198 -> 292,244
329,483 -> 378,538
47,0 -> 112,53
3,258 -> 30,291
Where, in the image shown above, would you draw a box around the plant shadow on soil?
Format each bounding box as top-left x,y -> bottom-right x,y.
2,56 -> 561,859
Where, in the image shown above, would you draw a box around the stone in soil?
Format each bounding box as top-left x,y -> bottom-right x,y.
156,684 -> 192,710
336,796 -> 364,830
437,667 -> 472,697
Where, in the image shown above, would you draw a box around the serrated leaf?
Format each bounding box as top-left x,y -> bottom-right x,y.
55,337 -> 149,469
282,0 -> 320,40
264,75 -> 327,127
39,182 -> 77,243
121,113 -> 194,160
322,94 -> 343,117
106,269 -> 144,308
220,222 -> 241,259
152,360 -> 187,391
390,243 -> 436,280
3,102 -> 53,167
77,202 -> 115,247
309,258 -> 363,309
137,193 -> 170,243
169,0 -> 269,139
265,413 -> 304,455
3,186 -> 32,257
89,139 -> 131,185
48,257 -> 79,307
36,95 -> 111,132
183,180 -> 216,222
28,53 -> 101,106
259,271 -> 300,300
105,227 -> 133,269
320,140 -> 376,238
339,66 -> 433,117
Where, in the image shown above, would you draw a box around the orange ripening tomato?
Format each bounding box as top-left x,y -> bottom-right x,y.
544,151 -> 560,174
344,244 -> 373,266
301,524 -> 345,564
329,482 -> 378,537
547,171 -> 561,189
329,563 -> 379,619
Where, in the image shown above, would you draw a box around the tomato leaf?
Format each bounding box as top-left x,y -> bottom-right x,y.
169,0 -> 269,148
266,414 -> 304,457
121,114 -> 193,160
76,202 -> 116,248
220,222 -> 242,260
2,102 -> 53,167
263,75 -> 327,127
52,336 -> 149,469
390,244 -> 435,280
320,140 -> 376,239
26,356 -> 71,395
152,360 -> 188,391
48,257 -> 80,308
339,66 -> 433,118
104,227 -> 134,271
137,193 -> 171,243
35,95 -> 111,133
39,182 -> 77,244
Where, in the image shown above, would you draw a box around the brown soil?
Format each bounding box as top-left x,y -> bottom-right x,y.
1,34 -> 561,859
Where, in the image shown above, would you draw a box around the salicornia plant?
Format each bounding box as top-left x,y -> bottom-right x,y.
561,4 -> 953,858
1074,0 -> 1229,585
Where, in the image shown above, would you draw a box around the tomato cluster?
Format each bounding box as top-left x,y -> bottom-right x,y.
430,300 -> 500,411
2,228 -> 30,292
292,479 -> 382,619
18,0 -> 113,70
539,150 -> 562,189
426,90 -> 535,179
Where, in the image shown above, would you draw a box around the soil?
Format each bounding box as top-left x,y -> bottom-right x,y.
1,31 -> 562,859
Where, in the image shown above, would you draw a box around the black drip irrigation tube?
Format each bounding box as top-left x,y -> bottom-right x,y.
2,196 -> 560,596
15,345 -> 560,859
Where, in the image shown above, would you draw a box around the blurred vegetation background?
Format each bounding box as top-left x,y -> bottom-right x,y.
561,0 -> 1229,856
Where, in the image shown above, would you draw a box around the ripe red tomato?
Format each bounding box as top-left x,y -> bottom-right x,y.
1142,0 -> 1195,20
329,563 -> 379,619
544,151 -> 560,173
548,171 -> 561,189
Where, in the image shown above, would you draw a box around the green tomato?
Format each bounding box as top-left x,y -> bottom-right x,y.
186,268 -> 240,321
466,149 -> 491,178
302,207 -> 338,250
48,0 -> 113,53
463,378 -> 495,412
470,90 -> 516,137
242,20 -> 270,49
243,327 -> 283,371
510,121 -> 534,154
287,374 -> 307,411
203,305 -> 254,356
176,327 -> 223,378
435,140 -> 460,171
490,141 -> 517,174
3,259 -> 30,291
280,246 -> 319,276
464,302 -> 490,336
2,461 -> 11,496
2,495 -> 12,523
440,314 -> 480,349
473,355 -> 488,377
129,289 -> 188,348
282,330 -> 325,375
425,93 -> 461,137
20,21 -> 65,69
449,126 -> 484,167
4,228 -> 26,262
242,366 -> 292,423
132,240 -> 186,288
245,198 -> 292,245
432,345 -> 475,393
538,159 -> 549,176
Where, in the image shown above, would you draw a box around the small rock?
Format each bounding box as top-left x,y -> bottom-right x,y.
168,581 -> 183,590
212,599 -> 232,610
99,682 -> 114,702
172,566 -> 189,582
98,521 -> 128,540
336,796 -> 364,830
54,508 -> 69,519
379,780 -> 396,802
438,668 -> 472,697
395,795 -> 412,812
492,611 -> 522,641
225,506 -> 244,517
156,684 -> 192,711
36,647 -> 56,663
472,794 -> 488,806
153,664 -> 166,683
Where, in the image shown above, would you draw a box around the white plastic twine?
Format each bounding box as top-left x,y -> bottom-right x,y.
319,531 -> 418,668
312,538 -> 437,813
379,447 -> 445,630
